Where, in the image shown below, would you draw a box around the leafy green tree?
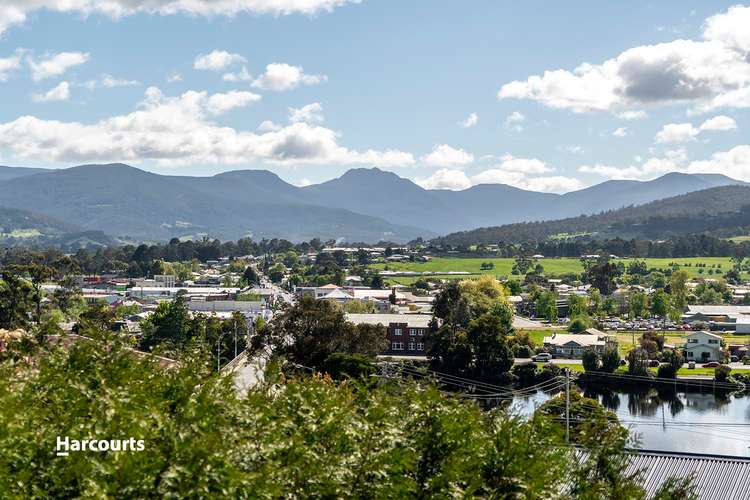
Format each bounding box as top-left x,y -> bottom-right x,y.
535,290 -> 558,323
467,313 -> 513,382
240,266 -> 260,287
628,291 -> 649,319
586,257 -> 620,295
715,364 -> 731,382
568,316 -> 592,333
650,289 -> 670,319
657,349 -> 683,379
321,353 -> 376,381
582,350 -> 599,372
139,293 -> 195,353
0,270 -> 34,329
627,348 -> 650,376
260,296 -> 386,368
601,348 -> 621,373
668,269 -> 690,316
568,294 -> 589,318
0,321 -> 695,498
588,288 -> 603,318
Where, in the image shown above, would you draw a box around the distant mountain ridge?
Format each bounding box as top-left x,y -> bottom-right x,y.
434,185 -> 750,246
0,163 -> 745,243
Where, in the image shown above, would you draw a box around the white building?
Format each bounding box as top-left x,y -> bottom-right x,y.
543,329 -> 617,358
683,331 -> 723,363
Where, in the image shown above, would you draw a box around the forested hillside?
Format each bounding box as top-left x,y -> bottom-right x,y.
435,185 -> 750,246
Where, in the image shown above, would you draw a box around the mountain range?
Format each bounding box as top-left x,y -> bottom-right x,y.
0,163 -> 745,244
434,185 -> 750,246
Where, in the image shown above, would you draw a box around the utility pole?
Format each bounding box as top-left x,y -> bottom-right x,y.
234,321 -> 238,359
565,368 -> 570,444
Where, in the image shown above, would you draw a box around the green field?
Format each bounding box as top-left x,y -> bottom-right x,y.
373,256 -> 740,282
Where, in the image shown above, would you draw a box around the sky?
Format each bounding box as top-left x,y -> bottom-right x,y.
0,1 -> 749,193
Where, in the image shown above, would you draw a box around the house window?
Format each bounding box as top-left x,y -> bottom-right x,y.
687,351 -> 693,358
417,343 -> 424,351
410,328 -> 417,336
408,342 -> 415,350
393,328 -> 402,336
688,339 -> 698,343
392,342 -> 403,351
708,339 -> 719,344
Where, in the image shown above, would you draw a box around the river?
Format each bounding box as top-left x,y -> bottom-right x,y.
510,385 -> 750,457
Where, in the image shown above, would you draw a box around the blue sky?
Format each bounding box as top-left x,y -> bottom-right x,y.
0,1 -> 748,192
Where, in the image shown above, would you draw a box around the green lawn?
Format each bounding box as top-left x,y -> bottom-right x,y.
372,256 -> 740,281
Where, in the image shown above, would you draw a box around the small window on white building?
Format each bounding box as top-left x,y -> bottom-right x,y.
410,329 -> 417,336
408,342 -> 415,350
394,328 -> 402,336
417,343 -> 424,351
392,342 -> 404,351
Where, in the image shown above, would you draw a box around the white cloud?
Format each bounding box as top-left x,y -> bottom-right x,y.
699,115 -> 737,131
167,72 -> 183,83
468,154 -> 576,193
459,112 -> 478,128
252,63 -> 326,91
655,115 -> 737,143
504,111 -> 525,131
498,5 -> 750,114
32,81 -> 70,102
565,145 -> 584,154
289,103 -> 324,124
194,50 -> 245,71
83,74 -> 140,89
470,168 -> 582,193
421,144 -> 474,168
686,145 -> 750,180
616,110 -> 648,120
0,51 -> 22,81
28,52 -> 89,81
0,87 -> 415,168
222,66 -> 252,82
613,127 -> 629,137
416,169 -> 471,190
258,120 -> 282,132
496,154 -> 552,174
0,1 -> 360,35
655,123 -> 699,144
206,90 -> 261,115
579,144 -> 750,182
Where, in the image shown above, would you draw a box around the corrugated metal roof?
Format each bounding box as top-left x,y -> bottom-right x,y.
577,449 -> 750,499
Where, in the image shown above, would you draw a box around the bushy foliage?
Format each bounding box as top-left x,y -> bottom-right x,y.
600,348 -> 621,373
582,350 -> 600,372
657,349 -> 683,379
714,364 -> 732,382
258,296 -> 386,368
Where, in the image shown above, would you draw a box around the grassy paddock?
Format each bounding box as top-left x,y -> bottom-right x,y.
372,256 -> 741,281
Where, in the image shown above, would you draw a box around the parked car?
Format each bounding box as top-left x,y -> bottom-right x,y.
619,359 -> 627,366
703,362 -> 720,368
688,361 -> 695,369
531,353 -> 552,363
731,355 -> 739,363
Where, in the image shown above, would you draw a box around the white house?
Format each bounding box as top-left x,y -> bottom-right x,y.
542,329 -> 617,359
683,331 -> 723,363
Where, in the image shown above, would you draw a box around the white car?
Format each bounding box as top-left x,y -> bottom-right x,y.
531,353 -> 552,362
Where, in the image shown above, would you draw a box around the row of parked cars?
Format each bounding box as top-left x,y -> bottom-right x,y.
598,318 -> 692,331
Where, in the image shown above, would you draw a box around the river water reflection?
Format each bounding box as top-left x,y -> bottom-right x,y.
510,385 -> 750,457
